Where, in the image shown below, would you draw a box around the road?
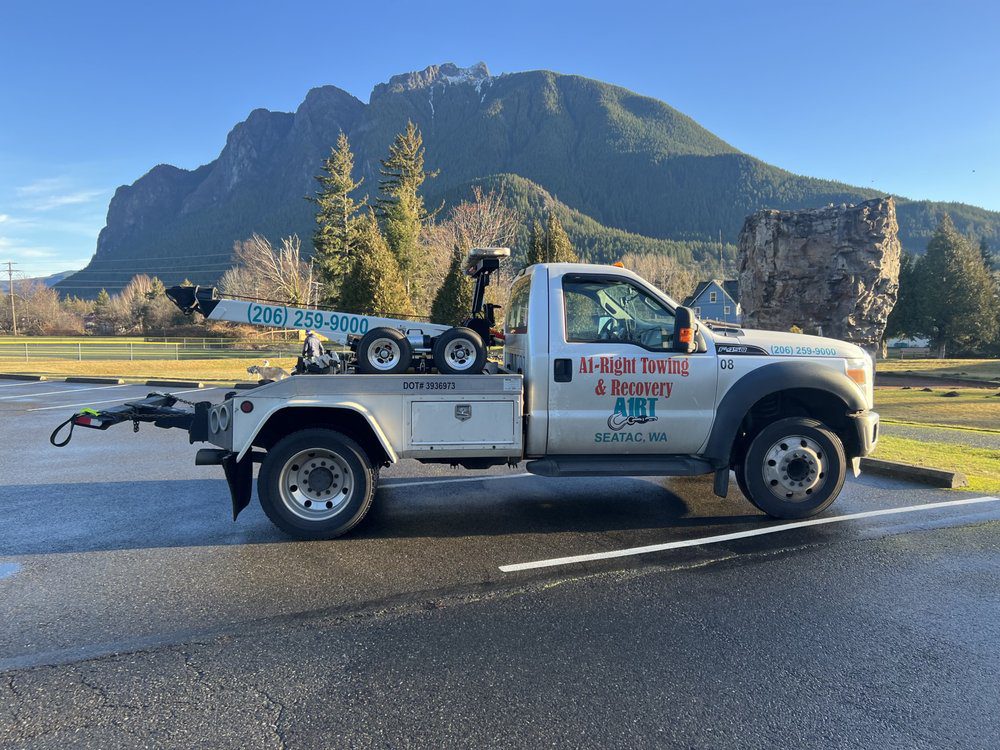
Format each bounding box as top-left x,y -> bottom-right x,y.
1,379 -> 998,748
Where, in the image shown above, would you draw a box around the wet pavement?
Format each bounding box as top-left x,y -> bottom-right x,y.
0,380 -> 998,748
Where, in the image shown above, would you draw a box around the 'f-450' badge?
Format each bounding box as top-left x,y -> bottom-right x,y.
455,404 -> 472,422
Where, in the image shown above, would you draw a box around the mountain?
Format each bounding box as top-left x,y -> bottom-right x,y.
2,270 -> 75,293
57,62 -> 1000,296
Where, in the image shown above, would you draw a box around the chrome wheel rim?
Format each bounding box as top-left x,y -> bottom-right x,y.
278,448 -> 354,520
761,435 -> 826,502
366,338 -> 401,371
444,338 -> 476,371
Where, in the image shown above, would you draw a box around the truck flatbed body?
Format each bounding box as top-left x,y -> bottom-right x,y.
212,373 -> 525,463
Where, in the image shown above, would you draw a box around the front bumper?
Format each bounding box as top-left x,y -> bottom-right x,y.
846,409 -> 879,458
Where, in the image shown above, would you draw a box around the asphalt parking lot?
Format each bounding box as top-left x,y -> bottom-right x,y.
1,379 -> 998,749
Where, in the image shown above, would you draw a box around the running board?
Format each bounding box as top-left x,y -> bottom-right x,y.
525,455 -> 715,478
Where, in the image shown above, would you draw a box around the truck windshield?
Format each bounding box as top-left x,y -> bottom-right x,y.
563,277 -> 675,350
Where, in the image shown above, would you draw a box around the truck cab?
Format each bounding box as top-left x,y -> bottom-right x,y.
503,263 -> 878,515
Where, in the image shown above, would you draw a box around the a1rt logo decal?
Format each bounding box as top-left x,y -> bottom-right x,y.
607,396 -> 658,431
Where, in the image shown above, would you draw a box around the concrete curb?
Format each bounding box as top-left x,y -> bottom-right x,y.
860,457 -> 968,488
877,373 -> 1000,388
0,373 -> 47,381
65,377 -> 126,385
145,380 -> 203,389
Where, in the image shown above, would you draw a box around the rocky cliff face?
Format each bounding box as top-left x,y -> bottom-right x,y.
57,62 -> 1000,297
737,197 -> 901,351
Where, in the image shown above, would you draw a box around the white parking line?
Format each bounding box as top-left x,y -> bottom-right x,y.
26,387 -> 221,412
382,473 -> 530,489
0,380 -> 58,389
499,495 -> 1000,573
0,384 -> 129,400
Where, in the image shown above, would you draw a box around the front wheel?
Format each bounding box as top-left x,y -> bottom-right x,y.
258,429 -> 376,539
741,417 -> 846,519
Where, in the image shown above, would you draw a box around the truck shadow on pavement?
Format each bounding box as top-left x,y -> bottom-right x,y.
0,476 -> 764,555
361,475 -> 761,540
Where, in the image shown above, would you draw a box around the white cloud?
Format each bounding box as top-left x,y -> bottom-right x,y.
15,177 -> 106,212
0,235 -> 57,259
0,214 -> 9,223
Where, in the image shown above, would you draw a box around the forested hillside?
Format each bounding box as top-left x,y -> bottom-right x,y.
57,63 -> 1000,296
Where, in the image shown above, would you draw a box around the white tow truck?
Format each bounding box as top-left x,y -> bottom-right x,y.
55,250 -> 879,539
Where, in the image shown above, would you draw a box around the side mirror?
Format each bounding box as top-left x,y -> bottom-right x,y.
673,306 -> 697,353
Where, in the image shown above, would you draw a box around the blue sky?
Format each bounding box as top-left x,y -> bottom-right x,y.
1,0 -> 998,278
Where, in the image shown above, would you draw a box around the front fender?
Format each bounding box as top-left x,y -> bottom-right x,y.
703,360 -> 867,465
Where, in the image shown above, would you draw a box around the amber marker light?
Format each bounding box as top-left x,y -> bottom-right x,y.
846,368 -> 867,386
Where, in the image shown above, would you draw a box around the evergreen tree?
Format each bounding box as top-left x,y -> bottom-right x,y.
524,219 -> 546,266
311,132 -> 364,303
378,121 -> 436,295
885,252 -> 926,340
94,288 -> 111,315
980,238 -> 993,269
544,211 -> 578,263
339,213 -> 414,317
919,215 -> 997,356
93,288 -> 112,332
522,214 -> 578,266
430,245 -> 473,325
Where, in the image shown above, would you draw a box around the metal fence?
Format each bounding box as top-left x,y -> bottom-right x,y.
0,337 -> 304,361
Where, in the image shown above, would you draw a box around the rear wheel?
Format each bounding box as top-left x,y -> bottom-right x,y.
356,327 -> 412,374
741,417 -> 846,519
433,327 -> 486,374
258,429 -> 375,539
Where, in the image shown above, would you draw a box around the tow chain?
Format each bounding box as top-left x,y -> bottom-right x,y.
149,391 -> 198,407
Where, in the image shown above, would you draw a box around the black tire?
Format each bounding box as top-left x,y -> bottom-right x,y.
258,428 -> 376,540
356,327 -> 412,375
741,417 -> 846,519
433,327 -> 486,374
733,464 -> 752,504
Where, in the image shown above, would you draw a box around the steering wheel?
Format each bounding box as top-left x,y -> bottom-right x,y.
599,318 -> 621,340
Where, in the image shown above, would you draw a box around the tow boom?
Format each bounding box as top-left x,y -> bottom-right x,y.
165,286 -> 450,346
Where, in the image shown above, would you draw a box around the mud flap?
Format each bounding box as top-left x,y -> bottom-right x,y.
222,452 -> 253,520
713,467 -> 730,498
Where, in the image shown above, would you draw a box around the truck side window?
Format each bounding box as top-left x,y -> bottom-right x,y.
563,277 -> 675,350
505,280 -> 530,334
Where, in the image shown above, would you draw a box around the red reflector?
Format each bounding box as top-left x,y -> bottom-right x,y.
240,401 -> 254,413
75,416 -> 92,426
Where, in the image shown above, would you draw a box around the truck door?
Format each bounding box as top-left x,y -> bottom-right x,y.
547,272 -> 718,454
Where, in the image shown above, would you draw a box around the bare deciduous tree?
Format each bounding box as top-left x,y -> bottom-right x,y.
619,252 -> 697,302
219,234 -> 316,307
416,186 -> 522,313
448,186 -> 521,252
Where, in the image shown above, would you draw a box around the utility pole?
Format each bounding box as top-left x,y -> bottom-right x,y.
4,261 -> 17,336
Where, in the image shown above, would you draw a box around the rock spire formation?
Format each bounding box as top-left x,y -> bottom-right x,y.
737,197 -> 901,352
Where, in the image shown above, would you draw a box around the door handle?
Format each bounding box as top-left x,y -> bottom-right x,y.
554,358 -> 572,383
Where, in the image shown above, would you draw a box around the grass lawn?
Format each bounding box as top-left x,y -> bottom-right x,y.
0,357 -> 297,383
875,387 -> 1000,432
874,435 -> 1000,494
878,358 -> 1000,382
